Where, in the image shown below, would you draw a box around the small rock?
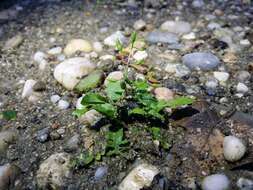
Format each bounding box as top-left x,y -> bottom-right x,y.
0,164 -> 21,190
93,41 -> 103,53
36,153 -> 71,189
175,64 -> 191,77
240,39 -> 251,47
237,178 -> 253,190
36,128 -> 50,143
64,134 -> 80,152
4,34 -> 23,50
223,136 -> 246,162
213,72 -> 229,83
64,39 -> 92,56
33,51 -> 48,70
57,100 -> 70,110
207,22 -> 221,30
74,70 -> 103,93
133,50 -> 148,61
94,166 -> 108,181
76,95 -> 85,110
202,174 -> 230,190
205,78 -> 218,89
182,52 -> 220,71
182,32 -> 196,40
50,131 -> 61,140
47,47 -> 62,55
0,131 -> 17,153
160,20 -> 191,35
33,81 -> 46,91
54,57 -> 96,90
133,19 -> 146,31
236,83 -> 249,94
192,0 -> 205,8
236,71 -> 251,82
154,87 -> 174,101
79,109 -> 103,127
146,31 -> 178,44
165,63 -> 178,74
21,79 -> 37,99
50,95 -> 61,104
118,163 -> 159,190
104,71 -> 124,86
104,31 -> 126,46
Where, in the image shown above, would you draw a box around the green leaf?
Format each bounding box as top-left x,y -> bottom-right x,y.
81,93 -> 107,105
105,80 -> 125,102
135,59 -> 145,65
133,80 -> 149,91
93,103 -> 117,118
73,153 -> 94,168
166,97 -> 194,109
2,110 -> 17,120
72,108 -> 88,118
130,31 -> 137,48
150,127 -> 161,140
115,39 -> 123,52
106,128 -> 129,156
128,107 -> 146,116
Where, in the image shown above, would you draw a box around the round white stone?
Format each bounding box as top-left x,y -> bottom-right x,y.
50,95 -> 61,104
202,174 -> 230,190
133,50 -> 148,61
213,72 -> 229,82
57,100 -> 70,110
104,31 -> 126,47
64,39 -> 92,56
236,83 -> 249,94
93,41 -> 103,52
22,79 -> 37,99
223,136 -> 246,162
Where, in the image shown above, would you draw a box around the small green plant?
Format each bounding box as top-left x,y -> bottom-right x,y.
106,128 -> 129,156
71,153 -> 94,169
1,110 -> 17,121
73,32 -> 194,165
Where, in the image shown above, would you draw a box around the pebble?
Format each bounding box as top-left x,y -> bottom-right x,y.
64,134 -> 80,152
175,64 -> 191,77
205,78 -> 218,89
3,34 -> 23,50
36,153 -> 71,189
182,32 -> 196,40
76,95 -> 85,110
240,39 -> 251,47
133,19 -> 146,31
213,72 -> 229,83
202,174 -> 230,190
223,136 -> 246,162
207,22 -> 221,30
236,83 -> 249,94
0,163 -> 21,190
192,0 -> 205,8
79,109 -> 103,126
133,50 -> 148,61
33,51 -> 48,70
236,71 -> 251,82
57,100 -> 70,110
118,163 -> 159,190
50,95 -> 61,103
0,131 -> 17,153
104,71 -> 124,86
22,79 -> 37,99
93,41 -> 103,53
36,128 -> 50,143
146,31 -> 178,44
47,47 -> 62,55
237,178 -> 253,190
160,20 -> 191,35
154,87 -> 174,101
64,39 -> 93,56
182,52 -> 220,71
165,63 -> 178,74
104,31 -> 126,46
94,166 -> 108,181
54,57 -> 96,90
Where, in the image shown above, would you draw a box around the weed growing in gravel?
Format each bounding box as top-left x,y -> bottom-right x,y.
72,32 -> 194,168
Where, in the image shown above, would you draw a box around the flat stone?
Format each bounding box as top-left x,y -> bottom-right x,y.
104,31 -> 126,46
3,34 -> 23,50
64,39 -> 92,56
0,164 -> 21,190
182,52 -> 220,71
118,163 -> 159,190
146,31 -> 178,44
160,20 -> 191,35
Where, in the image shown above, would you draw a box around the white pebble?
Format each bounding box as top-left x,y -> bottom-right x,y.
22,79 -> 37,99
133,50 -> 148,61
50,95 -> 61,104
236,83 -> 249,94
93,41 -> 103,53
202,174 -> 230,190
223,136 -> 246,162
133,19 -> 146,31
58,100 -> 70,110
47,47 -> 62,55
76,95 -> 85,109
213,72 -> 229,83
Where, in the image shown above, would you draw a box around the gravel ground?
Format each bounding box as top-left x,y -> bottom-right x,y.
0,0 -> 253,190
